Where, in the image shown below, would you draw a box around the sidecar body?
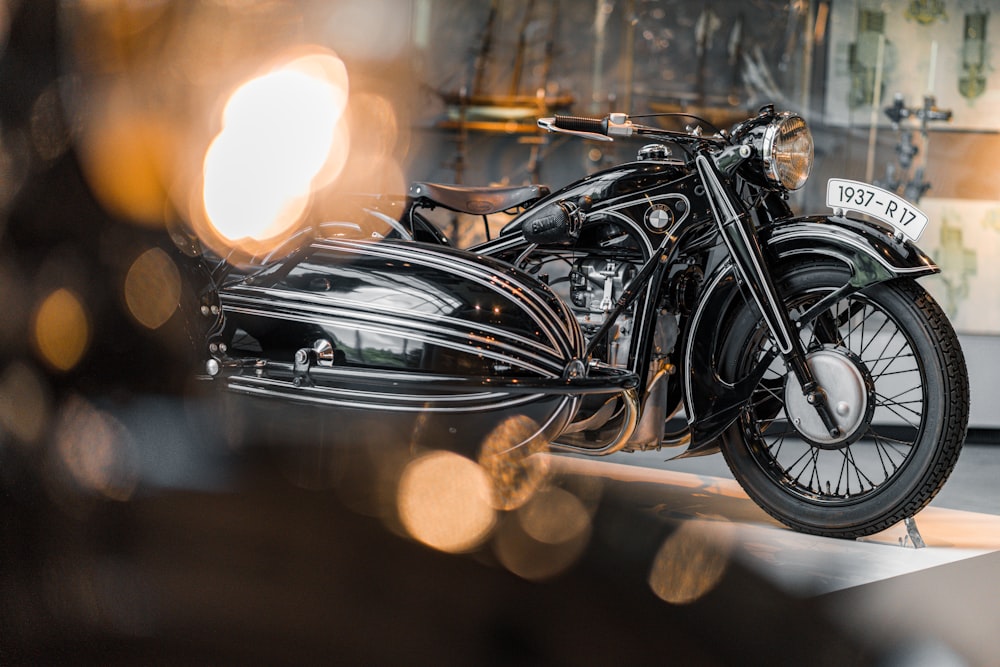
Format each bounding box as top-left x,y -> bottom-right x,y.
202,237 -> 637,454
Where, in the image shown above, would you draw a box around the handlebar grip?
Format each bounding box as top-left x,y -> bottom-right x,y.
553,115 -> 608,135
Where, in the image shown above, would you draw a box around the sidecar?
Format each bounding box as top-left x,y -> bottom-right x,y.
200,236 -> 638,455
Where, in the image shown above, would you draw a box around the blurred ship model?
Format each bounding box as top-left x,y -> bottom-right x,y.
644,5 -> 812,131
435,0 -> 574,128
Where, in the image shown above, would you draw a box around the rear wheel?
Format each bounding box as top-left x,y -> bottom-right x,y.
720,261 -> 969,538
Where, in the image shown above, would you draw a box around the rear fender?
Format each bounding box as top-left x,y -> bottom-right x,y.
678,214 -> 939,455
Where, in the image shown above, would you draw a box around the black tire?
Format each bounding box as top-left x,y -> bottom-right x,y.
719,260 -> 969,538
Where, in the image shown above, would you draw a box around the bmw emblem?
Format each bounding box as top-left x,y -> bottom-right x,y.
644,203 -> 674,232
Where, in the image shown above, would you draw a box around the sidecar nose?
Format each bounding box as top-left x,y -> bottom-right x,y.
201,238 -> 620,454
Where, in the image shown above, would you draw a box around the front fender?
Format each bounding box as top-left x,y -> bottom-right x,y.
678,214 -> 938,456
761,214 -> 939,283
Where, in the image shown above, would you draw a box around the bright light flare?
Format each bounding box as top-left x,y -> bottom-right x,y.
201,52 -> 349,245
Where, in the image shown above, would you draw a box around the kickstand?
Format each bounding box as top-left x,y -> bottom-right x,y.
900,516 -> 926,549
855,515 -> 927,548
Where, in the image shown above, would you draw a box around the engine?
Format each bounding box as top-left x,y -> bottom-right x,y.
567,256 -> 638,368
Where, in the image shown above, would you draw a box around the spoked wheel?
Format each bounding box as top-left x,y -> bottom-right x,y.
720,261 -> 969,538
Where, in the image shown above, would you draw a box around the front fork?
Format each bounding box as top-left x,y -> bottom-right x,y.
695,152 -> 842,439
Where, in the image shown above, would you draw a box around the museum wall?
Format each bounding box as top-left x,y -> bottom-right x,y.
405,0 -> 1000,429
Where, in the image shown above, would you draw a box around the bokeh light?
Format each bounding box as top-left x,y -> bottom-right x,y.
321,0 -> 412,62
0,1 -> 9,55
492,487 -> 592,581
201,51 -> 349,246
477,414 -> 551,511
0,362 -> 51,446
75,82 -> 177,226
32,288 -> 90,372
124,247 -> 181,329
29,81 -> 72,163
53,395 -> 138,502
0,262 -> 30,353
648,521 -> 734,605
0,130 -> 29,219
397,451 -> 497,554
516,485 -> 591,545
348,93 -> 401,159
335,92 -> 405,192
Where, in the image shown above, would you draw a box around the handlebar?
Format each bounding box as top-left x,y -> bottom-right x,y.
539,112 -> 727,148
543,112 -> 635,141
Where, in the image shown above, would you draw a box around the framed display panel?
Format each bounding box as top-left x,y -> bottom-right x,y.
915,197 -> 1000,335
825,1 -> 1000,130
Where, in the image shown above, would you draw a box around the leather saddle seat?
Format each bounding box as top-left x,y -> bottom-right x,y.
409,182 -> 549,216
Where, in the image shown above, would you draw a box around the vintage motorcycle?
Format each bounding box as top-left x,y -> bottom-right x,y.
194,105 -> 969,538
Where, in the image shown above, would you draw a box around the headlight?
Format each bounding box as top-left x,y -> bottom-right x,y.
761,113 -> 813,190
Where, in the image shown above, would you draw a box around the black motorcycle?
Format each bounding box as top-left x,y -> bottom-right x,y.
197,105 -> 969,538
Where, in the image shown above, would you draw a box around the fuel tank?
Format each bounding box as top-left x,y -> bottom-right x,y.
495,159 -> 701,243
204,238 -> 635,455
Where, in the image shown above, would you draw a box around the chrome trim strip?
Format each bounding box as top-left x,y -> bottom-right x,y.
228,285 -> 560,357
227,375 -> 545,413
342,239 -> 572,345
317,239 -> 579,358
223,294 -> 567,374
221,299 -> 563,376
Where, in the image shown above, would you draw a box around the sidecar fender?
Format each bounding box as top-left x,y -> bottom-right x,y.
679,214 -> 939,455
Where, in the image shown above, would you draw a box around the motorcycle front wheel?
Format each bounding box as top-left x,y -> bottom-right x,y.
719,260 -> 969,538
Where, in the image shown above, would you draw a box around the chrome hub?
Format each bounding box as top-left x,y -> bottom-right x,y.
784,348 -> 872,448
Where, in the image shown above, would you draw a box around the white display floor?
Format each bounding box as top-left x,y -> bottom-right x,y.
550,444 -> 1000,666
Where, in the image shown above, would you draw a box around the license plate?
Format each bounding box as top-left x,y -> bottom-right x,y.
826,178 -> 928,242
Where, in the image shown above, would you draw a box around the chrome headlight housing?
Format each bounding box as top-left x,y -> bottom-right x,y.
761,113 -> 813,190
